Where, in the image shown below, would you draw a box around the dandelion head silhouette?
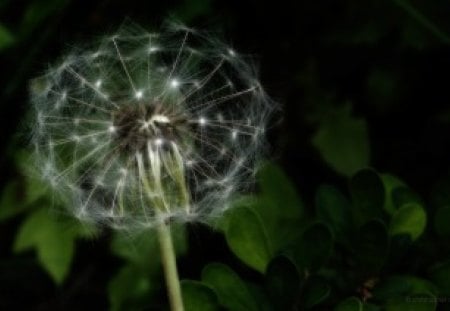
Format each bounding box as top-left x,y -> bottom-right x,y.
31,22 -> 274,230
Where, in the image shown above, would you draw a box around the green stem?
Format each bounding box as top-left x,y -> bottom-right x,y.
157,220 -> 184,311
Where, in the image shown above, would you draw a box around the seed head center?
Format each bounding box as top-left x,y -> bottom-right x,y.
112,102 -> 184,153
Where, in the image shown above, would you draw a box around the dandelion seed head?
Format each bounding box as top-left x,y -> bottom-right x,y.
30,22 -> 276,231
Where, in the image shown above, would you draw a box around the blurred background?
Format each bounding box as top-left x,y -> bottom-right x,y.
1,0 -> 450,310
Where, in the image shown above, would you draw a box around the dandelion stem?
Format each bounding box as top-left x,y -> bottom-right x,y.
157,219 -> 184,311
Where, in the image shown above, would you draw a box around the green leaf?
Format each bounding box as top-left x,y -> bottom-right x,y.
246,283 -> 273,311
335,297 -> 363,311
363,303 -> 382,311
354,219 -> 389,273
14,209 -> 79,284
389,203 -> 427,241
265,255 -> 302,310
312,103 -> 370,176
391,187 -> 422,209
15,151 -> 54,206
111,224 -> 187,272
258,163 -> 304,219
301,276 -> 331,309
0,180 -> 31,221
108,265 -> 155,311
381,174 -> 406,214
350,169 -> 385,225
367,69 -> 401,115
434,206 -> 450,238
254,163 -> 305,251
293,222 -> 333,271
373,276 -> 438,300
181,280 -> 220,311
0,23 -> 14,51
172,0 -> 212,23
225,206 -> 273,272
20,0 -> 69,36
316,184 -> 353,243
386,293 -> 437,311
202,263 -> 258,311
429,260 -> 450,296
0,151 -> 60,222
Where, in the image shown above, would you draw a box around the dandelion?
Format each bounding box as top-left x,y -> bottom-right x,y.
30,22 -> 274,310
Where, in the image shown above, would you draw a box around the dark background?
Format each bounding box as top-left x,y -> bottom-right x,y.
1,0 -> 450,309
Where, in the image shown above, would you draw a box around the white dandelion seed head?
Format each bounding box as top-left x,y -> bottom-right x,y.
30,22 -> 275,231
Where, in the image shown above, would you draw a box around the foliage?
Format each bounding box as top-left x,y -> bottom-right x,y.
178,165 -> 443,310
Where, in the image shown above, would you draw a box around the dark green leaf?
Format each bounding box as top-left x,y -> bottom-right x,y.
312,103 -> 370,176
316,184 -> 353,242
381,174 -> 406,215
108,265 -> 155,311
258,163 -> 304,219
254,163 -> 305,251
225,206 -> 273,272
0,180 -> 30,221
302,276 -> 331,309
335,297 -> 363,311
434,206 -> 450,238
172,0 -> 212,23
354,219 -> 389,273
20,0 -> 69,36
350,169 -> 385,225
293,222 -> 333,271
429,260 -> 450,296
391,187 -> 422,209
202,263 -> 258,311
265,255 -> 302,310
0,23 -> 14,51
366,69 -> 401,117
389,203 -> 426,241
181,280 -> 220,311
111,224 -> 187,272
385,293 -> 437,311
363,303 -> 382,311
246,283 -> 274,311
14,209 -> 80,284
373,276 -> 438,300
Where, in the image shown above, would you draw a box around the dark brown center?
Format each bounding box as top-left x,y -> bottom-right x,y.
111,102 -> 186,153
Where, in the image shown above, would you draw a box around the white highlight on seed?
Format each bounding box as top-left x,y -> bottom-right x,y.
150,114 -> 170,124
108,125 -> 116,133
170,79 -> 180,88
199,117 -> 207,126
95,79 -> 102,88
135,90 -> 143,99
231,130 -> 238,140
148,46 -> 159,53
